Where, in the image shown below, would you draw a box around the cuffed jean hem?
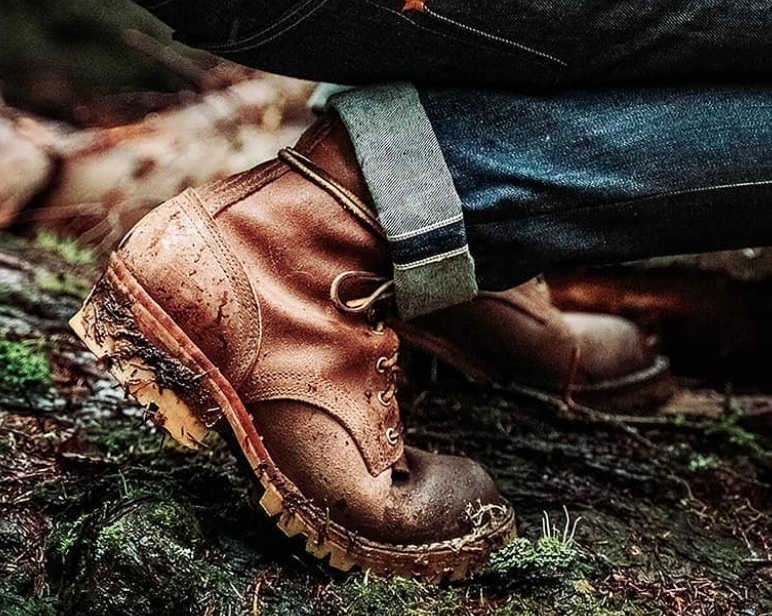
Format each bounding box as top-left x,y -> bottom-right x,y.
329,83 -> 477,319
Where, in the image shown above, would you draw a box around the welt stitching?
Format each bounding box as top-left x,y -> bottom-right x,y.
205,0 -> 330,52
423,7 -> 568,67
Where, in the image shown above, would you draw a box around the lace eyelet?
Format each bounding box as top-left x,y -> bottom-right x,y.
370,321 -> 386,335
375,356 -> 387,373
385,427 -> 400,446
377,391 -> 393,406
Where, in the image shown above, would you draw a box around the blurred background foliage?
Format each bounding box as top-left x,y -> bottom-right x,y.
0,0 -> 199,121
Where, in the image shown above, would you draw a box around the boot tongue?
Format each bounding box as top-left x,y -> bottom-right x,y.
295,116 -> 375,208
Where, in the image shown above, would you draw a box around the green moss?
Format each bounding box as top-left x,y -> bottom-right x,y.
34,270 -> 92,299
339,576 -> 461,616
0,337 -> 50,390
61,498 -> 252,616
260,581 -> 318,616
48,515 -> 88,563
489,581 -> 665,616
488,536 -> 580,579
688,454 -> 719,472
34,231 -> 95,266
0,588 -> 58,616
704,414 -> 771,462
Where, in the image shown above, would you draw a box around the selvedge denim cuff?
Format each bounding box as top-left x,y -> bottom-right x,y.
330,83 -> 478,319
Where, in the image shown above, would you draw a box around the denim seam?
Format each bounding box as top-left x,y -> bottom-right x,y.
387,213 -> 464,241
139,0 -> 174,8
203,0 -> 330,52
362,0 -> 556,66
422,7 -> 568,66
393,246 -> 471,270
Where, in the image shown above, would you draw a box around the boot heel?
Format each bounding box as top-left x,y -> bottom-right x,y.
70,257 -> 216,449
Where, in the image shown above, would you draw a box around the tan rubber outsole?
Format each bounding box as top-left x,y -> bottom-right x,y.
70,256 -> 516,582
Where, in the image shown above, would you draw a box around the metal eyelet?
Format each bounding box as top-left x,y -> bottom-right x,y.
377,390 -> 393,406
375,356 -> 388,373
385,427 -> 400,446
370,321 -> 386,336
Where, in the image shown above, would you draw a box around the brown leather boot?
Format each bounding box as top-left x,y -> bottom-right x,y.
400,277 -> 673,412
69,116 -> 515,582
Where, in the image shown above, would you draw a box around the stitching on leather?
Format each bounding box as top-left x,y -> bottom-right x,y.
279,148 -> 386,240
246,371 -> 403,473
248,375 -> 398,473
198,160 -> 288,217
182,191 -> 262,389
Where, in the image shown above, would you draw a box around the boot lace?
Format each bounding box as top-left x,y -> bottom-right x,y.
330,271 -> 395,318
330,271 -> 402,416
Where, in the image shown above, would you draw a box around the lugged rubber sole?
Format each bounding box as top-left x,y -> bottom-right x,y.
70,255 -> 517,582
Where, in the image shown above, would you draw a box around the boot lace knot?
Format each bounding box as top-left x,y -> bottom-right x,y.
330,271 -> 395,331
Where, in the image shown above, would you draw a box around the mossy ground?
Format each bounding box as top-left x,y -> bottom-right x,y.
0,236 -> 770,616
0,337 -> 49,390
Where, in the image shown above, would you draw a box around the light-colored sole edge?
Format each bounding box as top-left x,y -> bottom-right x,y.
69,255 -> 517,583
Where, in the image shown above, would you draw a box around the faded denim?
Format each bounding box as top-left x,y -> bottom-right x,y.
419,85 -> 772,290
330,84 -> 478,319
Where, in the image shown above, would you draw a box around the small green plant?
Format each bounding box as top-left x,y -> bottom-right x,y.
489,507 -> 582,578
0,337 -> 50,390
35,231 -> 95,266
688,454 -> 719,472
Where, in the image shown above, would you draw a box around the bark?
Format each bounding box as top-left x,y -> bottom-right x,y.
0,111 -> 54,228
0,71 -> 314,253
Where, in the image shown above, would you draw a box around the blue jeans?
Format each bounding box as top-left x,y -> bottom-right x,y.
132,1 -> 772,316
420,85 -> 772,291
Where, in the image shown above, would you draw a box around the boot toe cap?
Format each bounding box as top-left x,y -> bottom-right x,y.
564,312 -> 659,384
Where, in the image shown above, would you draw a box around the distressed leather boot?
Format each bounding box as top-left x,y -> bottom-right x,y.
69,116 -> 515,582
400,277 -> 673,412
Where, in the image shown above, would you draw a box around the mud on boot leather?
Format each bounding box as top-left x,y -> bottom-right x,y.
70,115 -> 516,582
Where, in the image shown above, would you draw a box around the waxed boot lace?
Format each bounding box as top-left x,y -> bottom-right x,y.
330,271 -> 402,422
